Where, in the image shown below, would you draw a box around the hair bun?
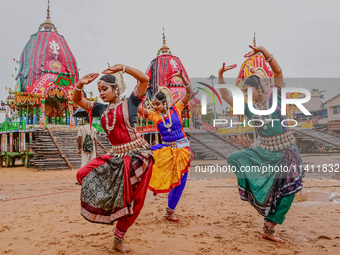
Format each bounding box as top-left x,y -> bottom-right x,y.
245,65 -> 271,93
113,72 -> 127,96
157,86 -> 173,106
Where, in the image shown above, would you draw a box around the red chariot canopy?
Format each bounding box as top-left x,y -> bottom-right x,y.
146,53 -> 190,103
17,30 -> 79,93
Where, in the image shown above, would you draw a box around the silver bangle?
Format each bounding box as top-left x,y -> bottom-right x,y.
183,82 -> 191,88
87,101 -> 94,110
265,54 -> 273,62
133,85 -> 145,98
122,64 -> 126,74
75,84 -> 83,91
180,99 -> 186,106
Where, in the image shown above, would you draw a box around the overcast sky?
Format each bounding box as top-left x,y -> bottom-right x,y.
0,0 -> 339,121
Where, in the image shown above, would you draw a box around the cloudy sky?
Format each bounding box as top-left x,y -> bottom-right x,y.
0,0 -> 339,120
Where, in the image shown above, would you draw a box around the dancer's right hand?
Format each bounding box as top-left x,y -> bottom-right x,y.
79,73 -> 99,86
218,63 -> 237,77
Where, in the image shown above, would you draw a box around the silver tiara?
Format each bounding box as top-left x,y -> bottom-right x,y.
242,75 -> 261,88
97,80 -> 117,86
151,92 -> 166,102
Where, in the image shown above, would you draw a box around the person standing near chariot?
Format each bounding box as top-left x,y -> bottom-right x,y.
77,116 -> 98,167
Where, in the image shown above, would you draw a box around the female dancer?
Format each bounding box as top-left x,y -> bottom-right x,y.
219,46 -> 304,244
73,64 -> 154,254
139,69 -> 192,222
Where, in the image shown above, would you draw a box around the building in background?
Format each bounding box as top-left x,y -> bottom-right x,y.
325,93 -> 340,133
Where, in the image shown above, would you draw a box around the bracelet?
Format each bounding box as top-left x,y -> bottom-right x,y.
179,99 -> 187,106
75,84 -> 83,91
265,54 -> 273,62
183,82 -> 191,88
122,64 -> 126,74
133,85 -> 145,99
87,101 -> 94,110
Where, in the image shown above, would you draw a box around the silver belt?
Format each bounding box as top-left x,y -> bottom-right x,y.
259,131 -> 296,151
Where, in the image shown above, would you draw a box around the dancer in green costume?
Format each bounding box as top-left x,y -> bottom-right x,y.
219,45 -> 304,244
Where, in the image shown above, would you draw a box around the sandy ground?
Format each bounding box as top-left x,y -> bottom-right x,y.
1,160 -> 340,255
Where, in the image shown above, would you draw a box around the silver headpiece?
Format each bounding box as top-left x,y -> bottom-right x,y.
97,72 -> 127,96
151,92 -> 166,103
97,80 -> 117,87
244,64 -> 272,94
151,86 -> 173,110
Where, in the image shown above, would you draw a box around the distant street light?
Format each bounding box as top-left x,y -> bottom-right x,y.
207,75 -> 217,119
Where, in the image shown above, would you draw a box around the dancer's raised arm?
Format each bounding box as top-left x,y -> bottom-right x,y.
73,73 -> 100,109
138,69 -> 191,117
170,69 -> 192,105
244,45 -> 284,88
218,63 -> 237,107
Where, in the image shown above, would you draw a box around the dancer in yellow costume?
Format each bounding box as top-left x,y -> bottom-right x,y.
139,69 -> 193,222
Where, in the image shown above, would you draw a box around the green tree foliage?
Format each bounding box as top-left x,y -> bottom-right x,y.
201,112 -> 215,124
312,88 -> 326,109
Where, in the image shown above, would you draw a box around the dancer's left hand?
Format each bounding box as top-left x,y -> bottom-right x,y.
244,45 -> 264,58
102,64 -> 123,74
170,69 -> 185,80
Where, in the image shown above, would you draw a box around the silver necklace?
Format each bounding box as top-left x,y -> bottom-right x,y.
160,110 -> 173,132
104,101 -> 123,133
254,96 -> 272,130
254,95 -> 268,110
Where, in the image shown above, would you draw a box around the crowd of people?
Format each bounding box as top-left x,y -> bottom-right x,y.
227,133 -> 252,148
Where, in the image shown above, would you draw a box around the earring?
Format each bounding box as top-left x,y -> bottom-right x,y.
115,86 -> 119,96
164,102 -> 167,110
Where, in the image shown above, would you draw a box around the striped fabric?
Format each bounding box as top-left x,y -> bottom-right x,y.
18,30 -> 79,92
145,54 -> 189,98
235,55 -> 273,89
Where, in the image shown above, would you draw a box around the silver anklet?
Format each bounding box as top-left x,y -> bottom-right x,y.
114,236 -> 124,243
263,220 -> 275,235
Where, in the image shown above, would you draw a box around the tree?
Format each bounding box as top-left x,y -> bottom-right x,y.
312,88 -> 326,109
201,112 -> 215,124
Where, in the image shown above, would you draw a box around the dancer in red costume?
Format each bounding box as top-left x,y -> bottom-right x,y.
73,64 -> 154,254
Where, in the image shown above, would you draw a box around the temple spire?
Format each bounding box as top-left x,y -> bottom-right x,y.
160,27 -> 170,54
162,27 -> 166,45
40,0 -> 56,32
46,0 -> 51,20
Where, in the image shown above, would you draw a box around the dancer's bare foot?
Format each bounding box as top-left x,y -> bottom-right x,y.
164,214 -> 180,222
262,233 -> 284,244
262,220 -> 284,244
113,240 -> 131,254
